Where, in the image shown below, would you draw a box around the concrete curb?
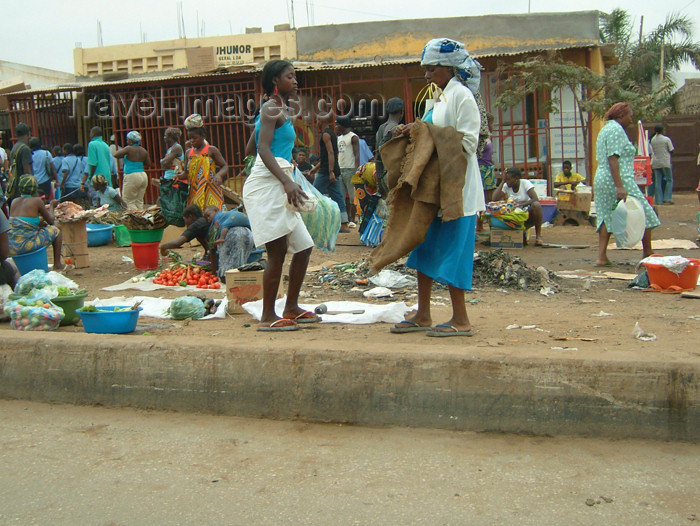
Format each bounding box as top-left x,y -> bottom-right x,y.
1,333 -> 697,441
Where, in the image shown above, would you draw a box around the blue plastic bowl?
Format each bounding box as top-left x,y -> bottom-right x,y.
12,246 -> 49,275
78,306 -> 142,334
86,224 -> 114,247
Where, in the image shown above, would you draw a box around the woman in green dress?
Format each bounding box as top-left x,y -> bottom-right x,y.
594,102 -> 660,266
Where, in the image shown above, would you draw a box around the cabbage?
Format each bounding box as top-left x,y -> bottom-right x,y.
169,296 -> 206,320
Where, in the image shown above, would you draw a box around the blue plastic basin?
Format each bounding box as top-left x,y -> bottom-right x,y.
86,224 -> 114,247
79,306 -> 142,334
12,246 -> 49,275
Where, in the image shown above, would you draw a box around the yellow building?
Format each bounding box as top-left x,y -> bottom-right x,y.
73,27 -> 296,77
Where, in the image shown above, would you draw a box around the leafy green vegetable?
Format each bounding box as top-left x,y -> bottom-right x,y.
78,305 -> 99,312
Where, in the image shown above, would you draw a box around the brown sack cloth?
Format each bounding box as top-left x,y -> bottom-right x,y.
369,120 -> 467,273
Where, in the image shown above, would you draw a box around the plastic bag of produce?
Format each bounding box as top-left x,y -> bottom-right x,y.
288,166 -> 341,252
169,296 -> 206,320
4,289 -> 64,331
14,269 -> 79,298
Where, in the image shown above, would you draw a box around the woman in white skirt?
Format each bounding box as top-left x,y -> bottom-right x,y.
242,60 -> 319,331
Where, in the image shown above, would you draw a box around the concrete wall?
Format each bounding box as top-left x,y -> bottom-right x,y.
296,11 -> 602,63
1,333 -> 697,442
0,61 -> 74,89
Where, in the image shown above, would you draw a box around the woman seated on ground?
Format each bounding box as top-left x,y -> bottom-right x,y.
8,175 -> 64,270
203,205 -> 255,278
492,167 -> 544,246
91,174 -> 127,211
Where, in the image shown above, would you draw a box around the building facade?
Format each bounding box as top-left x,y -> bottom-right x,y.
15,11 -> 677,201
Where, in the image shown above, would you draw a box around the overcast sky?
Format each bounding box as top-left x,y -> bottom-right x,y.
5,0 -> 699,74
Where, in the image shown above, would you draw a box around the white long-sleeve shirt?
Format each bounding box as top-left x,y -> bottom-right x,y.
423,76 -> 486,216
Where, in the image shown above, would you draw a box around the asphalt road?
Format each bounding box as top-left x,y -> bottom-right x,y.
0,400 -> 697,525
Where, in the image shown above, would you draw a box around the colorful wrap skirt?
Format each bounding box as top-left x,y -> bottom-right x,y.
8,217 -> 59,255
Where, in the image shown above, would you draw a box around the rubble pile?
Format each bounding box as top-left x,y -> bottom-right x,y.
303,250 -> 559,298
473,249 -> 559,291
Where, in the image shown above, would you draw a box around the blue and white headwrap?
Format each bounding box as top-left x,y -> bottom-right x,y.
126,130 -> 142,145
420,38 -> 483,94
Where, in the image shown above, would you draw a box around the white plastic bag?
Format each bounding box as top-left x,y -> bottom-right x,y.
369,269 -> 417,289
611,197 -> 645,248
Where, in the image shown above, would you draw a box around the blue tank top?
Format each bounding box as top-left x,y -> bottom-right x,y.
124,157 -> 144,174
255,117 -> 296,162
163,145 -> 185,180
423,109 -> 434,124
18,216 -> 41,226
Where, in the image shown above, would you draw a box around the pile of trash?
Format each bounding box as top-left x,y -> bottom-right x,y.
473,249 -> 559,291
305,249 -> 559,297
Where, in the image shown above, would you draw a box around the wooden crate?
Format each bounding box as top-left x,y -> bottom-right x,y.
58,220 -> 89,268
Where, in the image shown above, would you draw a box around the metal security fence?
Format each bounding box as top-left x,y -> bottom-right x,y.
7,60 -> 592,202
7,90 -> 78,151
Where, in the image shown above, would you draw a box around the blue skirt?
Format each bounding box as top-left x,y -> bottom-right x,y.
406,214 -> 476,290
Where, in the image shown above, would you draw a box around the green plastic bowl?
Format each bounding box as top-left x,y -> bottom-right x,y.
51,291 -> 89,326
127,228 -> 164,243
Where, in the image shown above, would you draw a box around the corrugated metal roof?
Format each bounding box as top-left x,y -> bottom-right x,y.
4,68 -> 259,96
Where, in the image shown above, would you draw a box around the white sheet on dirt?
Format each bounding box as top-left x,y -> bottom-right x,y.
101,275 -> 226,294
242,298 -> 412,324
609,238 -> 698,250
90,296 -> 227,320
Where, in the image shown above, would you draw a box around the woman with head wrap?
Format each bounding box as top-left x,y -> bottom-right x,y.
91,174 -> 127,212
112,130 -> 151,209
390,38 -> 485,337
183,114 -> 228,211
8,175 -> 64,270
160,127 -> 185,181
155,127 -> 189,226
594,102 -> 660,266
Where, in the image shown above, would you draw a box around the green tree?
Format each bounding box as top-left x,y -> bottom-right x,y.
495,9 -> 699,176
600,10 -> 700,115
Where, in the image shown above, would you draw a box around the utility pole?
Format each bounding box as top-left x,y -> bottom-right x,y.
638,15 -> 644,45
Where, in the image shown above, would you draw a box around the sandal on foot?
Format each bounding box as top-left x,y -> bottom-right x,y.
391,320 -> 432,333
426,324 -> 474,337
293,310 -> 321,324
258,318 -> 299,332
595,261 -> 614,267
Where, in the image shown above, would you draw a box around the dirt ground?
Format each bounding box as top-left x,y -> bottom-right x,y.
3,192 -> 700,362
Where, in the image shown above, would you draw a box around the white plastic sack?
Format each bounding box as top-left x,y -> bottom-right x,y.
0,284 -> 12,321
369,269 -> 417,289
611,197 -> 645,248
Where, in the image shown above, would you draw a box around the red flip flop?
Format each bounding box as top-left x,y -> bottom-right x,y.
293,310 -> 321,324
257,318 -> 300,332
